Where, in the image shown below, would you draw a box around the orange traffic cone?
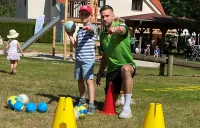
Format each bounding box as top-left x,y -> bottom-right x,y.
102,82 -> 116,115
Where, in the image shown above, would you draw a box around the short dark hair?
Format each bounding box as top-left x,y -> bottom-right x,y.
99,5 -> 113,13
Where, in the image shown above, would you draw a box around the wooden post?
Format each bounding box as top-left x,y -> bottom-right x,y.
149,27 -> 153,43
159,54 -> 166,76
69,0 -> 74,59
69,39 -> 73,59
94,0 -> 98,23
176,29 -> 183,53
139,36 -> 142,54
160,28 -> 167,54
90,0 -> 94,23
138,28 -> 145,54
52,18 -> 56,57
194,29 -> 200,45
63,0 -> 68,60
167,55 -> 173,77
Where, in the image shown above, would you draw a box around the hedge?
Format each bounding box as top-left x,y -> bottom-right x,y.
0,22 -> 53,43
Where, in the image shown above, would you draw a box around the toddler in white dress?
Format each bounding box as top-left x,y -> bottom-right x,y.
5,29 -> 24,74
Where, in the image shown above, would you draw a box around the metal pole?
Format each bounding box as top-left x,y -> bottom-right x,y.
63,0 -> 68,60
21,15 -> 61,51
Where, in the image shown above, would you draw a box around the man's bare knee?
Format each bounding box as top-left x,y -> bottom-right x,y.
121,65 -> 133,77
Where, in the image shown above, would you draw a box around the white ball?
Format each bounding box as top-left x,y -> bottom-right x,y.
74,108 -> 80,120
18,94 -> 29,104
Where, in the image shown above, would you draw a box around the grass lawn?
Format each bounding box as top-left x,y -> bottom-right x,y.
0,54 -> 200,128
21,42 -> 74,54
0,42 -> 76,54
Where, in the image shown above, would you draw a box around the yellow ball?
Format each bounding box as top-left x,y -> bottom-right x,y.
74,105 -> 87,118
7,96 -> 19,109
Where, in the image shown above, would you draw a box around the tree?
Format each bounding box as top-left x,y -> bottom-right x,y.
160,0 -> 200,20
0,0 -> 16,17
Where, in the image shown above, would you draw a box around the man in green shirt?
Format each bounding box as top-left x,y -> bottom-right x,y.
96,5 -> 136,119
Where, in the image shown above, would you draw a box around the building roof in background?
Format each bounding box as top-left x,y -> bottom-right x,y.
0,17 -> 35,23
121,13 -> 200,29
121,13 -> 172,22
150,0 -> 166,15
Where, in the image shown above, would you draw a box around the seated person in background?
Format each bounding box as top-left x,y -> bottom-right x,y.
154,45 -> 160,57
129,27 -> 135,53
144,42 -> 151,56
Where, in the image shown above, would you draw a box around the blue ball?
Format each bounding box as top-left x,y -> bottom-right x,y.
26,102 -> 37,112
14,101 -> 24,112
37,102 -> 48,113
64,21 -> 76,33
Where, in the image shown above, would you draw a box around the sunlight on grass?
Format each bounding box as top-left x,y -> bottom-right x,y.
19,41 -> 100,55
0,55 -> 200,128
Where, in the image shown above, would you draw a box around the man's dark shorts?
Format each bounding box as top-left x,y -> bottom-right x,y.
105,65 -> 136,95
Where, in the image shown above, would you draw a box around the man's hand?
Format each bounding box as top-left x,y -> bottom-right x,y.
96,75 -> 101,86
108,26 -> 126,35
108,27 -> 117,34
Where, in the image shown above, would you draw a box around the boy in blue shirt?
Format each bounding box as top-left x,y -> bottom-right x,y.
154,45 -> 160,57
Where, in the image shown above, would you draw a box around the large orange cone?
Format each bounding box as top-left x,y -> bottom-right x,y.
102,82 -> 116,115
143,103 -> 165,128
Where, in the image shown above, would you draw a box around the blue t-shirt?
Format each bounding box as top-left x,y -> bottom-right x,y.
154,49 -> 160,57
76,24 -> 97,61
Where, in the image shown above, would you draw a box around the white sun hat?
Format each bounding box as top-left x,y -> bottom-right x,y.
7,29 -> 19,39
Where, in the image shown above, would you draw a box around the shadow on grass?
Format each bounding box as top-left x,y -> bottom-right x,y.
136,73 -> 161,76
36,54 -> 63,60
35,93 -> 104,110
137,73 -> 200,77
169,74 -> 200,77
0,70 -> 10,74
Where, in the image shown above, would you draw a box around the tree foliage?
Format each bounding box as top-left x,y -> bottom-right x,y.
160,0 -> 200,20
0,0 -> 16,17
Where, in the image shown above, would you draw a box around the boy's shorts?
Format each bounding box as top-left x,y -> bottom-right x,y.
105,65 -> 136,95
75,60 -> 94,80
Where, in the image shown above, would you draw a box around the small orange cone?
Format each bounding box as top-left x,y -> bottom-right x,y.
102,82 -> 116,115
143,103 -> 165,128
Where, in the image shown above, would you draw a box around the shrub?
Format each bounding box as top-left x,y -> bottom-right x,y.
0,22 -> 53,43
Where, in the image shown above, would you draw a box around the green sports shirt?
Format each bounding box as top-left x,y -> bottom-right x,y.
100,22 -> 136,73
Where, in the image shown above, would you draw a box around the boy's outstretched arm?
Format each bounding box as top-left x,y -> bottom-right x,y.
82,25 -> 95,32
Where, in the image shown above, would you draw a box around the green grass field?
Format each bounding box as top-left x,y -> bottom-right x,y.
0,49 -> 200,128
